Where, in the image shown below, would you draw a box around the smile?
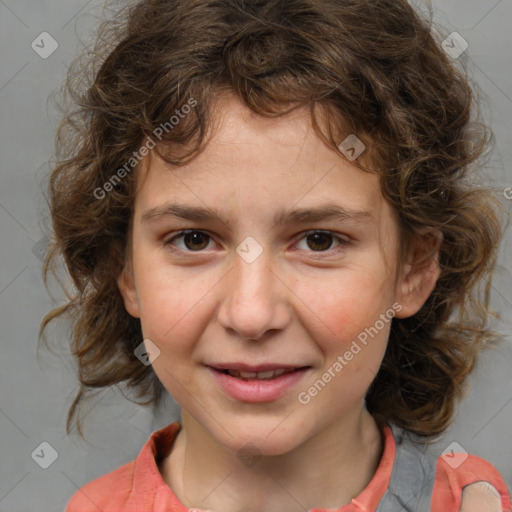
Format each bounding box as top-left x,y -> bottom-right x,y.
221,368 -> 295,380
207,365 -> 311,402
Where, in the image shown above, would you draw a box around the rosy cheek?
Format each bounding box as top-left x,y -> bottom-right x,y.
311,293 -> 382,341
316,303 -> 392,370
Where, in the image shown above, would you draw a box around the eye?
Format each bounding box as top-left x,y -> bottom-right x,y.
164,230 -> 215,252
163,229 -> 351,257
294,231 -> 350,257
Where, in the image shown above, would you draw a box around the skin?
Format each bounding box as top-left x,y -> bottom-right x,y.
117,93 -> 442,512
460,482 -> 503,512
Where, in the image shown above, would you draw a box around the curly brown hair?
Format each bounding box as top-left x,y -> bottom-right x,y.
40,0 -> 505,438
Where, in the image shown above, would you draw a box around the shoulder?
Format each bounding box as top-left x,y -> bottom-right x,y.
64,460 -> 135,512
459,481 -> 503,512
432,452 -> 511,512
63,421 -> 182,512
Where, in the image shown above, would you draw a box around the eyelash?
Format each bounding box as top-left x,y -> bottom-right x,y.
162,230 -> 351,259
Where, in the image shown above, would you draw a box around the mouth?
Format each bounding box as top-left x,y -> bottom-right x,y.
212,367 -> 308,381
206,364 -> 312,402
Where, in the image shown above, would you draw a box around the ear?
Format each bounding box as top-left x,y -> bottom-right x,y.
117,259 -> 141,319
394,229 -> 442,319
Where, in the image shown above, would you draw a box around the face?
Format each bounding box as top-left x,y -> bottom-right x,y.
118,94 -> 439,456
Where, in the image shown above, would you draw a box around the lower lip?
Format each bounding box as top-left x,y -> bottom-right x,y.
207,367 -> 310,402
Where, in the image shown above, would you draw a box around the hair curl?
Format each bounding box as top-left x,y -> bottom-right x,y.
40,0 -> 506,438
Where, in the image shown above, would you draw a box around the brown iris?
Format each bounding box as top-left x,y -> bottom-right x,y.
306,232 -> 333,251
183,231 -> 210,251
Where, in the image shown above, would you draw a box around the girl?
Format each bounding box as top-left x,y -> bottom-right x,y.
41,0 -> 512,510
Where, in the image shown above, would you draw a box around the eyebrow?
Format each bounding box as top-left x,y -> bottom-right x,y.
140,202 -> 373,228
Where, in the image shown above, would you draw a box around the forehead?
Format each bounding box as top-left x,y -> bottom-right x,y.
135,94 -> 389,225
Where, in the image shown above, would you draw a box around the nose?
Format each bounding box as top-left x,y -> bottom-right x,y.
217,247 -> 291,341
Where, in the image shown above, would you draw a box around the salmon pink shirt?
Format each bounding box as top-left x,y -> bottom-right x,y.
64,421 -> 511,512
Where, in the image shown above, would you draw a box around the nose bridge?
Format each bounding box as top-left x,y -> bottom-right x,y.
234,248 -> 275,301
219,243 -> 289,340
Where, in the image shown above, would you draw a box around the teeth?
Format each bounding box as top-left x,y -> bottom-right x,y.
226,368 -> 292,380
239,371 -> 257,378
256,370 -> 276,379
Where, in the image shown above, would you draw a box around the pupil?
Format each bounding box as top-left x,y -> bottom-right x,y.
308,232 -> 332,251
185,231 -> 209,250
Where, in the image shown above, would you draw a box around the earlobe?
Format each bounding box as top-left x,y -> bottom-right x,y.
394,230 -> 442,319
117,265 -> 141,319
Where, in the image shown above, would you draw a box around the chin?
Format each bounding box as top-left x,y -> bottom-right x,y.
221,420 -> 308,458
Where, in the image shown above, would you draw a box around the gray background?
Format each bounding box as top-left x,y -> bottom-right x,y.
0,1 -> 511,511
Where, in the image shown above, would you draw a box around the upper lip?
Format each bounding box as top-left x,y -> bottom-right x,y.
207,363 -> 309,372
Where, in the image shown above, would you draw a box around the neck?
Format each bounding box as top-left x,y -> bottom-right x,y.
160,407 -> 383,512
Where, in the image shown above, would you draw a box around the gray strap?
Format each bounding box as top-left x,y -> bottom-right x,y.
375,424 -> 438,512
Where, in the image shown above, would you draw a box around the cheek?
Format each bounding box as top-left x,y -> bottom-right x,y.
135,264 -> 217,350
295,269 -> 395,345
311,302 -> 391,405
294,271 -> 393,395
138,274 -> 213,395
